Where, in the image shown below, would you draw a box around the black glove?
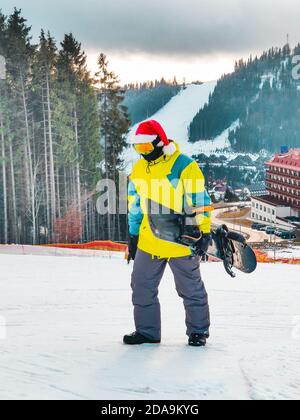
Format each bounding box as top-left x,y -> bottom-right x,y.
195,233 -> 212,257
127,235 -> 138,263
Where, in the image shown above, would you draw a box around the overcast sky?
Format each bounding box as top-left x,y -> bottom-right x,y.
1,0 -> 300,83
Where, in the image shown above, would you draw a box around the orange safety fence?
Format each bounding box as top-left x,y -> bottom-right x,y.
43,241 -> 127,253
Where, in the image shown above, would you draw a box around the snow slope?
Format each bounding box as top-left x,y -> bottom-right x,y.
0,252 -> 300,400
124,82 -> 217,170
184,119 -> 239,156
123,82 -> 262,171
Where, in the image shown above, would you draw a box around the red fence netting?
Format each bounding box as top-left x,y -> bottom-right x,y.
43,241 -> 127,253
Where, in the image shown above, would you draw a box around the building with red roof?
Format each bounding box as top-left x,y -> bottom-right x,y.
251,148 -> 300,229
266,148 -> 300,213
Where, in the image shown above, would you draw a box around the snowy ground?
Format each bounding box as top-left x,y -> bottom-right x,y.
0,244 -> 122,259
0,252 -> 300,400
266,247 -> 300,259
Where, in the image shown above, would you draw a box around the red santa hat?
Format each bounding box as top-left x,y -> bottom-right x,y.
132,119 -> 177,156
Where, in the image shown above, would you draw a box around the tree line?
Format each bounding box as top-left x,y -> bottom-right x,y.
123,81 -> 181,125
0,8 -> 130,245
123,76 -> 179,91
123,77 -> 201,126
189,43 -> 300,153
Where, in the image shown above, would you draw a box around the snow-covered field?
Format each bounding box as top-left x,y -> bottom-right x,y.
0,252 -> 300,400
266,247 -> 300,259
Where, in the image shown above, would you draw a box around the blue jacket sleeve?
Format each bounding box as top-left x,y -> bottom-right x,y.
128,180 -> 143,236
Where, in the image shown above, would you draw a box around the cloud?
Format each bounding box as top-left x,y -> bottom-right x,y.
1,0 -> 300,58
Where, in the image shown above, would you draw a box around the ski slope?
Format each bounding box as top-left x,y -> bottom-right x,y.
123,82 -> 260,171
124,82 -> 217,170
0,252 -> 300,400
147,82 -> 217,146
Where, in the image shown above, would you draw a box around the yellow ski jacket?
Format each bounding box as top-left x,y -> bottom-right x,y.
128,143 -> 212,258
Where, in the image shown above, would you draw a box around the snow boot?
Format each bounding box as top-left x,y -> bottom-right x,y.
188,332 -> 209,347
123,332 -> 160,345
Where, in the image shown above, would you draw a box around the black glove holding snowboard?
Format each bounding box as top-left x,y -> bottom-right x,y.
195,233 -> 213,258
127,235 -> 138,263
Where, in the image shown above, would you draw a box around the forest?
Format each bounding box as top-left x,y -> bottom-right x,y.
0,8 -> 130,245
189,43 -> 300,153
123,78 -> 181,125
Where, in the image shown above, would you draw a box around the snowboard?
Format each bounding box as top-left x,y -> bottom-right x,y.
147,200 -> 257,278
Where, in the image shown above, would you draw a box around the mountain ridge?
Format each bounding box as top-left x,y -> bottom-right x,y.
190,44 -> 300,153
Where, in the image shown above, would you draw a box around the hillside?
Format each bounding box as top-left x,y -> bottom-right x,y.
124,44 -> 300,181
124,82 -> 217,170
123,81 -> 269,187
123,82 -> 181,125
1,251 -> 300,400
190,44 -> 300,153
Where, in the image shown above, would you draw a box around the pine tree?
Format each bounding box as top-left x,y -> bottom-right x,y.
32,30 -> 58,239
96,53 -> 129,240
56,34 -> 102,241
5,8 -> 36,243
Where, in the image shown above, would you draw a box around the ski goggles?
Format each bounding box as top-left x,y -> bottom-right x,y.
133,142 -> 155,155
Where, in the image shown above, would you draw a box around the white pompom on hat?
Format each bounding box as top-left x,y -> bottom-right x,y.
132,119 -> 177,156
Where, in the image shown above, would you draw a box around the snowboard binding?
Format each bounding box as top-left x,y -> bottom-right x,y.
213,225 -> 246,278
178,215 -> 246,277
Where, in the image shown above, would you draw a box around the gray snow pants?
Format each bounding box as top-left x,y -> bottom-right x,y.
131,250 -> 210,341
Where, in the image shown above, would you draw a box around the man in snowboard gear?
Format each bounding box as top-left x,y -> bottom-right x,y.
124,120 -> 212,346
